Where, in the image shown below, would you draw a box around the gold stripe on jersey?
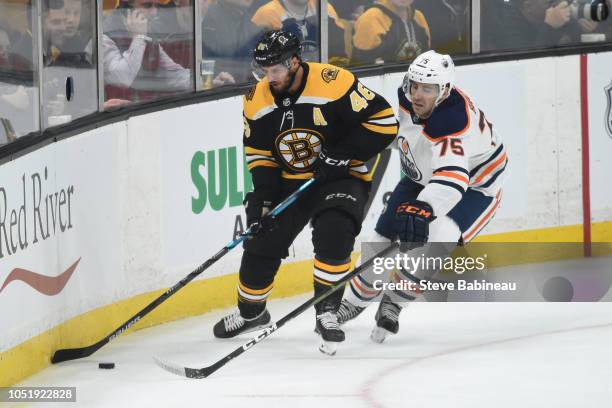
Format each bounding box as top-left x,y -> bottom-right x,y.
297,63 -> 355,104
362,122 -> 399,135
368,107 -> 395,119
349,152 -> 381,182
248,159 -> 280,170
245,147 -> 273,156
243,80 -> 276,121
281,171 -> 313,179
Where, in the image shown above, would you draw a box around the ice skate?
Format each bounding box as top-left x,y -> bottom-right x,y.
213,309 -> 271,339
370,295 -> 401,343
315,311 -> 345,356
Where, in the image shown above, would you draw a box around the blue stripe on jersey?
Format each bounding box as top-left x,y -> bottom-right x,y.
478,162 -> 507,188
430,179 -> 466,194
434,166 -> 469,176
469,144 -> 505,177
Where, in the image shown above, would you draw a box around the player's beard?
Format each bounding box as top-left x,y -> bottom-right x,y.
270,66 -> 298,97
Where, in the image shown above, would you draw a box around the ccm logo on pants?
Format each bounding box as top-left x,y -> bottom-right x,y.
326,193 -> 357,202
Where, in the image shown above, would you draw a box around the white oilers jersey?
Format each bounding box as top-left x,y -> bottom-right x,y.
396,87 -> 507,217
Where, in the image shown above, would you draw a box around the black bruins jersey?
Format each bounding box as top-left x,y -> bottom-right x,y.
243,62 -> 398,194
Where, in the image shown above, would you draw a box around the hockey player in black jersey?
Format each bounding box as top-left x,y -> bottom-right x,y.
212,30 -> 398,354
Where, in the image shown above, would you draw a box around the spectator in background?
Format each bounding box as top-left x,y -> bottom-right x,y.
201,0 -> 263,85
329,0 -> 370,21
251,0 -> 342,61
480,0 -> 601,51
327,0 -> 369,65
153,0 -> 193,68
351,0 -> 430,65
102,0 -> 192,104
0,18 -> 35,138
414,0 -> 469,55
42,0 -> 68,65
41,0 -> 98,126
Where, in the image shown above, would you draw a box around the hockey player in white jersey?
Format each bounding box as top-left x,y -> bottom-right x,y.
337,50 -> 508,343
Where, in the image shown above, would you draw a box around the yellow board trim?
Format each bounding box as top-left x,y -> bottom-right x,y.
2,222 -> 612,386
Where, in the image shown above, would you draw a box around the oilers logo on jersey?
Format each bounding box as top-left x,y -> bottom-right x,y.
397,136 -> 422,181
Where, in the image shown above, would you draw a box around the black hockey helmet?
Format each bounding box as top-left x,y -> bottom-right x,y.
252,30 -> 302,67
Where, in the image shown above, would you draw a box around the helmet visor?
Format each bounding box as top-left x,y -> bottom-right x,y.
251,59 -> 291,82
403,75 -> 440,99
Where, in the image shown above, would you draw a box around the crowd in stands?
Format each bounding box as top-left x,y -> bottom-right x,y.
1,0 -> 611,142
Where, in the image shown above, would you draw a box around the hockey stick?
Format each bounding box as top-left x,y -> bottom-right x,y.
51,178 -> 317,364
153,242 -> 399,378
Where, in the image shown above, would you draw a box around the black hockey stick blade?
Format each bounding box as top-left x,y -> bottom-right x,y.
153,243 -> 398,379
52,342 -> 105,363
52,179 -> 317,364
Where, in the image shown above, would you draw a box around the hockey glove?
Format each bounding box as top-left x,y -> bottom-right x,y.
313,149 -> 351,183
243,192 -> 276,236
394,200 -> 436,252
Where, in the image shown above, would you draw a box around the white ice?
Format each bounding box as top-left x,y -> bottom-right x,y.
10,259 -> 612,408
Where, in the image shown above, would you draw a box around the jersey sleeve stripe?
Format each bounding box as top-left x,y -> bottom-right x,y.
247,160 -> 280,170
349,170 -> 375,181
362,122 -> 399,135
246,154 -> 273,163
366,116 -> 398,125
434,166 -> 469,176
473,152 -> 507,184
477,163 -> 507,188
368,107 -> 395,119
245,147 -> 273,156
469,144 -> 504,177
430,179 -> 466,194
281,171 -> 313,179
432,170 -> 469,185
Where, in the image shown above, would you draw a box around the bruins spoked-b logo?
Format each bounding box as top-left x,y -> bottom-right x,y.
275,129 -> 324,172
321,67 -> 339,83
605,78 -> 612,140
398,136 -> 422,181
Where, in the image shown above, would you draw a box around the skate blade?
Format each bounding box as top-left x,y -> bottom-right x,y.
318,340 -> 338,356
370,327 -> 393,344
238,323 -> 273,337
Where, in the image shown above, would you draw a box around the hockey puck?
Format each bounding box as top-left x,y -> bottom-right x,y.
98,362 -> 115,369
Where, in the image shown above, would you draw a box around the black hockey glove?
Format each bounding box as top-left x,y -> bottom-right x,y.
243,192 -> 276,236
394,200 -> 436,252
313,149 -> 351,183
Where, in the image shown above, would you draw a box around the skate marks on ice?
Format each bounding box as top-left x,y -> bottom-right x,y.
14,297 -> 612,407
